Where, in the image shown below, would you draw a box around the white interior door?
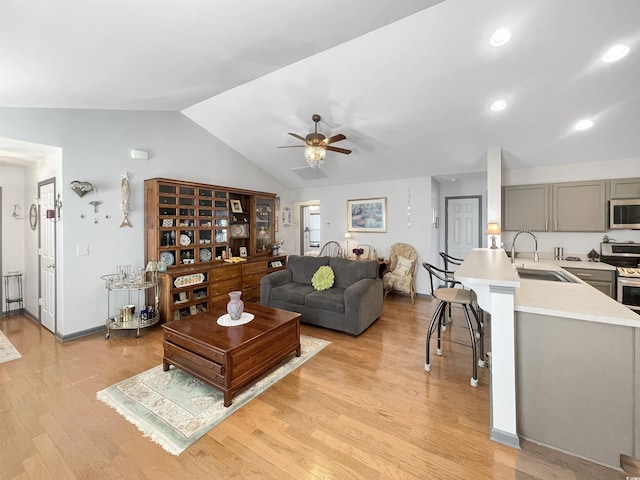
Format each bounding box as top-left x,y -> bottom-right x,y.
299,204 -> 320,254
445,196 -> 481,260
39,182 -> 56,332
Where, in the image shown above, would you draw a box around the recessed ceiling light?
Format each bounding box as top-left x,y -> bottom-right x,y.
490,28 -> 512,47
490,100 -> 507,112
603,44 -> 630,62
574,119 -> 594,131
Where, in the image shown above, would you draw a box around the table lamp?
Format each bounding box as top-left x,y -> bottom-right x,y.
486,222 -> 501,249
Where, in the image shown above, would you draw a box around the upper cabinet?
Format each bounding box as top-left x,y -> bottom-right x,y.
610,178 -> 640,199
503,180 -> 607,232
145,178 -> 277,268
552,181 -> 606,232
503,184 -> 550,232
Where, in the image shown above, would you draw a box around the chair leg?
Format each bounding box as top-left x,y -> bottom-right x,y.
440,300 -> 447,332
462,305 -> 479,387
425,300 -> 446,372
436,303 -> 446,355
471,306 -> 485,368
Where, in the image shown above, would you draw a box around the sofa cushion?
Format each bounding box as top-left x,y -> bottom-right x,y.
287,255 -> 330,284
270,282 -> 316,305
311,265 -> 335,291
305,287 -> 346,313
329,257 -> 378,289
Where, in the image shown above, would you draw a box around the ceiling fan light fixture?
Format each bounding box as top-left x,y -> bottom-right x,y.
305,145 -> 326,167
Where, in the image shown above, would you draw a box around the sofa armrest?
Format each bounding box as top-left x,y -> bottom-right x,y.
344,277 -> 384,335
260,269 -> 292,306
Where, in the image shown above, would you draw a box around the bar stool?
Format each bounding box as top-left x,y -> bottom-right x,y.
438,252 -> 484,327
438,252 -> 463,323
439,252 -> 463,270
3,272 -> 24,317
423,262 -> 484,387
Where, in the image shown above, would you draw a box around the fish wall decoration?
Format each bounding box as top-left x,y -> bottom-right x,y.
120,172 -> 132,227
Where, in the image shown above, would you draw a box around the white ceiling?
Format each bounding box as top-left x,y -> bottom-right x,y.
1,0 -> 639,188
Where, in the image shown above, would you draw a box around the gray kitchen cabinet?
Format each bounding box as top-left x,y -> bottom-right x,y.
552,181 -> 606,232
562,266 -> 615,298
610,177 -> 640,198
516,311 -> 636,469
503,184 -> 549,231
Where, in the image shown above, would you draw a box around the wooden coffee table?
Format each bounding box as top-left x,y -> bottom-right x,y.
162,303 -> 300,407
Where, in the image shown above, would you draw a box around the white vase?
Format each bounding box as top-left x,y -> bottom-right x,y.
226,291 -> 244,320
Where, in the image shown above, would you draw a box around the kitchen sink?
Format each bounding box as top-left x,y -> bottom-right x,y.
516,268 -> 578,283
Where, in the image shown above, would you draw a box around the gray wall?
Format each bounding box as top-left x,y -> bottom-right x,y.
0,108 -> 294,337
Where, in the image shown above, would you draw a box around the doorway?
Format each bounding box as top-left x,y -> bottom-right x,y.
38,179 -> 57,333
299,204 -> 320,255
445,196 -> 482,259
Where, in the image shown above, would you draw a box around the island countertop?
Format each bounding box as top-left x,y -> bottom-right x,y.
456,248 -> 639,328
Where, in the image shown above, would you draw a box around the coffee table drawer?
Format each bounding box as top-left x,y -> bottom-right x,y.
165,332 -> 224,364
164,341 -> 224,377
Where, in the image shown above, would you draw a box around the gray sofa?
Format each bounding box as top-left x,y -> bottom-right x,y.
260,255 -> 383,335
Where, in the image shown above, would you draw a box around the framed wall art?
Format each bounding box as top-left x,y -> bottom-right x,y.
230,199 -> 243,213
347,197 -> 387,233
281,206 -> 292,226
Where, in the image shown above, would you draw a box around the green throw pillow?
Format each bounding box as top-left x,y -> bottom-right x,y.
311,265 -> 335,291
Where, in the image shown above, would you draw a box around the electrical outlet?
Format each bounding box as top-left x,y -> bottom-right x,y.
77,245 -> 89,256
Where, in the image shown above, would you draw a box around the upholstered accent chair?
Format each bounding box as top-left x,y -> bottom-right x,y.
383,243 -> 418,303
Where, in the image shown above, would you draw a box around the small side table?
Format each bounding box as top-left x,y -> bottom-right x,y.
377,259 -> 389,279
3,272 -> 24,317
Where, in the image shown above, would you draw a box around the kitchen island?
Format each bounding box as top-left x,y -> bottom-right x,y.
456,249 -> 639,471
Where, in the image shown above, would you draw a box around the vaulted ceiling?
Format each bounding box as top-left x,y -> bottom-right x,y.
1,0 -> 639,188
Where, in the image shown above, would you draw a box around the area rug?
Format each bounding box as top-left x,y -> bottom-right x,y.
97,334 -> 329,455
0,330 -> 21,364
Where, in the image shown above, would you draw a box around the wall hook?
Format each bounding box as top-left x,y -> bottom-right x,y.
89,200 -> 102,213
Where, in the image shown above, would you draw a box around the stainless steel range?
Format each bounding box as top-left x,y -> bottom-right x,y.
600,242 -> 640,313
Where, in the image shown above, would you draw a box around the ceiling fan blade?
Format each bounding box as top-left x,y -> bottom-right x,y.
326,145 -> 352,155
324,133 -> 346,145
277,145 -> 305,148
287,132 -> 308,143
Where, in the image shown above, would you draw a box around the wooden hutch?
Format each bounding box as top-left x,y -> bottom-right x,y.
144,178 -> 286,323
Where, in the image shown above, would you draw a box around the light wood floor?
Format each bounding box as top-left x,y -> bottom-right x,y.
0,296 -> 627,479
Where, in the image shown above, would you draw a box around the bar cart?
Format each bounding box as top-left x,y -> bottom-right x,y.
101,268 -> 159,339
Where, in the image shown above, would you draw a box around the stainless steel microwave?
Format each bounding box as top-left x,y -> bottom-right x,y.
610,198 -> 640,229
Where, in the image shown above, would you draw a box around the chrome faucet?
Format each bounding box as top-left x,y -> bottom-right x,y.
511,230 -> 539,263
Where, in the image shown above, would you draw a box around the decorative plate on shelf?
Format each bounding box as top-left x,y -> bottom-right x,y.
179,234 -> 191,246
174,273 -> 205,288
230,224 -> 249,238
199,248 -> 212,262
160,251 -> 174,266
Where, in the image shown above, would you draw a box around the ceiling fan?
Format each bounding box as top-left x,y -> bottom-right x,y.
278,114 -> 351,167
